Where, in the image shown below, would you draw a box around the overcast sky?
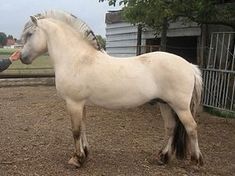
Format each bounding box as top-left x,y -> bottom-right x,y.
0,0 -> 121,39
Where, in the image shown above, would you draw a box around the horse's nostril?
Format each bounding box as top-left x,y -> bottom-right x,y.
20,55 -> 31,65
19,52 -> 22,59
21,56 -> 27,61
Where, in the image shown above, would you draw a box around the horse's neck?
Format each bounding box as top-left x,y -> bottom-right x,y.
41,19 -> 95,68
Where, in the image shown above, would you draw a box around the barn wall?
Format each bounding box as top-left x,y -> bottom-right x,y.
105,11 -> 201,58
106,22 -> 138,57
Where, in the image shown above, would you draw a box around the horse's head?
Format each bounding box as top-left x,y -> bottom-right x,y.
20,16 -> 47,64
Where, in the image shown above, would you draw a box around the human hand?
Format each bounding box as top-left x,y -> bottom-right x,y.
9,50 -> 21,62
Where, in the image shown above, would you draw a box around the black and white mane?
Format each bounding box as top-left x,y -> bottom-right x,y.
21,10 -> 102,50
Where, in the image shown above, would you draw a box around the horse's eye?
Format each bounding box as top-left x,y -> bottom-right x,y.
27,33 -> 33,38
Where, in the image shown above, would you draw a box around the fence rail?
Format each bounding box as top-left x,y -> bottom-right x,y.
0,67 -> 54,78
202,68 -> 234,112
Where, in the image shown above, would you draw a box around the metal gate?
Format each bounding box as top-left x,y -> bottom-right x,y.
201,32 -> 235,112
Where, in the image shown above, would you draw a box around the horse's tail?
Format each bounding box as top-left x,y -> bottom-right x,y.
190,64 -> 203,118
172,113 -> 188,159
172,64 -> 202,159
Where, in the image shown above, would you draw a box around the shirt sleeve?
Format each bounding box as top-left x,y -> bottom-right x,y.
0,58 -> 12,72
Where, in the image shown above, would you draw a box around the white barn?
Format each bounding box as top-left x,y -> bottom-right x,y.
105,10 -> 201,64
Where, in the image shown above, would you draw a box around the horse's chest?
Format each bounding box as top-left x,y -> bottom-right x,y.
55,75 -> 88,100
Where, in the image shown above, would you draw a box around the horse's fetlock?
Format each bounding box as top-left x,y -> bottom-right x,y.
72,129 -> 81,140
84,146 -> 89,157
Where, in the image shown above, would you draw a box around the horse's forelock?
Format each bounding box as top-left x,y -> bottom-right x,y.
21,22 -> 34,42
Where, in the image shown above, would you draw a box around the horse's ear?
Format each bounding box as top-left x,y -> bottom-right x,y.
30,16 -> 38,26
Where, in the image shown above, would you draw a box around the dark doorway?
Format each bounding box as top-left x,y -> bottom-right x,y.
146,36 -> 198,64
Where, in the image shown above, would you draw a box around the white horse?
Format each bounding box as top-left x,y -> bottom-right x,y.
20,10 -> 203,167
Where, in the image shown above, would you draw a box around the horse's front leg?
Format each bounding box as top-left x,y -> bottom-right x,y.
66,99 -> 88,168
81,107 -> 89,157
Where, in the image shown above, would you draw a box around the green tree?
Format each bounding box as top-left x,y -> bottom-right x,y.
177,0 -> 235,29
7,35 -> 14,40
100,0 -> 235,51
96,35 -> 106,50
0,32 -> 7,47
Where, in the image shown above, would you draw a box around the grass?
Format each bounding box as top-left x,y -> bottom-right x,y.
204,106 -> 235,118
0,48 -> 17,55
0,48 -> 54,77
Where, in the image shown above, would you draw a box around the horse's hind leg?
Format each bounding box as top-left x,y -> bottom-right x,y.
66,99 -> 88,168
174,108 -> 203,165
158,103 -> 176,165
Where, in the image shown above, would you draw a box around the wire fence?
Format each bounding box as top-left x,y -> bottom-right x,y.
201,32 -> 235,113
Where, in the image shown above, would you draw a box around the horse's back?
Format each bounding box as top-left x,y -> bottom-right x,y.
138,51 -> 191,67
107,51 -> 196,96
136,51 -> 194,80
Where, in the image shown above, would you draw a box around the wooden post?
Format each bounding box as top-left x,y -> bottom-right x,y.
160,18 -> 168,51
199,24 -> 208,67
136,24 -> 142,55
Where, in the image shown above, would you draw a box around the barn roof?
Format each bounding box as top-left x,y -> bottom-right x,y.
105,10 -> 124,24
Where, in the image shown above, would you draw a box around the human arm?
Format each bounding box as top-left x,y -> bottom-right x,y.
0,51 -> 21,72
0,58 -> 12,72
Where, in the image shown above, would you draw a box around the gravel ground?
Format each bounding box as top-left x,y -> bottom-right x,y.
0,86 -> 234,176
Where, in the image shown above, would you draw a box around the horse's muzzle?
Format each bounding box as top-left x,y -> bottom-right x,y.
20,56 -> 32,65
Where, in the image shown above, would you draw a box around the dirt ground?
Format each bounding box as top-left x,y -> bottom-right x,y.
0,86 -> 234,176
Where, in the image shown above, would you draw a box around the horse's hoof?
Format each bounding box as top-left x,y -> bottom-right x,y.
191,153 -> 204,166
68,153 -> 87,168
68,156 -> 82,168
157,150 -> 169,165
